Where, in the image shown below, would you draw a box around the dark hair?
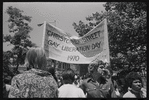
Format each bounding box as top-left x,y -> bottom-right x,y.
4,77 -> 11,84
125,72 -> 142,88
48,67 -> 58,82
62,69 -> 75,84
48,67 -> 55,75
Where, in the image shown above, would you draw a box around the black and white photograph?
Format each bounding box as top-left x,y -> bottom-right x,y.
3,2 -> 147,98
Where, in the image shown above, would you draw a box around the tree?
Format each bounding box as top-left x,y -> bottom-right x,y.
72,2 -> 147,73
72,20 -> 93,37
3,6 -> 37,74
3,51 -> 14,78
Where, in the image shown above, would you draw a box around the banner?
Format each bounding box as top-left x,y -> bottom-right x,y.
42,19 -> 110,64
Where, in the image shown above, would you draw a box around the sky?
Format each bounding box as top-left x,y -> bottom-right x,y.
3,2 -> 106,51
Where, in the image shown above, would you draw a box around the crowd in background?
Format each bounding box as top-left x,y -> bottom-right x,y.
3,48 -> 146,98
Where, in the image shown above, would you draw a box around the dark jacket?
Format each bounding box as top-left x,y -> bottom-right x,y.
80,77 -> 117,98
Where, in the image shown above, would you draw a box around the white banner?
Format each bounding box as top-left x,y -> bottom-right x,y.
42,19 -> 110,64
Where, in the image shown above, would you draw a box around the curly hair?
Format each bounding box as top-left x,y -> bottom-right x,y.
125,72 -> 142,88
88,60 -> 104,73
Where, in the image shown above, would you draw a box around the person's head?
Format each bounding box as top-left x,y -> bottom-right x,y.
62,68 -> 75,84
88,60 -> 105,81
125,72 -> 142,91
48,67 -> 55,76
4,76 -> 12,84
48,67 -> 58,82
25,48 -> 47,70
103,63 -> 113,79
102,69 -> 111,79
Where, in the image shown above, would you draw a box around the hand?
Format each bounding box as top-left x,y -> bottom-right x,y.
115,88 -> 120,96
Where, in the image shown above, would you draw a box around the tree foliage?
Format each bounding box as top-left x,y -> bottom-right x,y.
72,20 -> 93,37
72,2 -> 147,73
3,6 -> 37,75
3,51 -> 14,77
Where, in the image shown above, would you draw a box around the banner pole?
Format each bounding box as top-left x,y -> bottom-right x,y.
104,18 -> 110,65
42,21 -> 47,48
41,21 -> 50,58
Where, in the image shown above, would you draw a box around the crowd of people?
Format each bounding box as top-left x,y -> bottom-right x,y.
3,47 -> 146,98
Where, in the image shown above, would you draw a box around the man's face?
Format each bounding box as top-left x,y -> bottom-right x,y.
131,79 -> 142,91
90,64 -> 105,81
97,65 -> 105,74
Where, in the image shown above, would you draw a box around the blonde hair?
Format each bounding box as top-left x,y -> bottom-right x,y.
25,48 -> 47,69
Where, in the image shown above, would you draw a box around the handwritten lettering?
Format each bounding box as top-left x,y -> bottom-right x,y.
71,31 -> 100,44
67,55 -> 80,61
61,45 -> 90,52
48,40 -> 60,48
76,45 -> 90,52
47,30 -> 70,43
92,41 -> 101,50
61,46 -> 76,52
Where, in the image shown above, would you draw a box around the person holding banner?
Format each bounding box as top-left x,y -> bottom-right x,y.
79,60 -> 119,98
8,48 -> 58,98
58,68 -> 86,98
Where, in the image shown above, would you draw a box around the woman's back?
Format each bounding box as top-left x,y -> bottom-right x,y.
9,68 -> 58,98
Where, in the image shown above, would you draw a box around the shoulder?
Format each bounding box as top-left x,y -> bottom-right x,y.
58,84 -> 65,89
13,71 -> 33,78
123,91 -> 136,98
58,84 -> 70,91
11,73 -> 24,82
11,72 -> 35,83
77,88 -> 86,97
73,86 -> 85,95
82,78 -> 92,84
77,87 -> 84,91
45,75 -> 58,86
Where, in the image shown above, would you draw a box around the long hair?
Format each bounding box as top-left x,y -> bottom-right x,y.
25,48 -> 47,69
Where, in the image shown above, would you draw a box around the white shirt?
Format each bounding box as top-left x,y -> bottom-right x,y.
5,84 -> 13,92
58,84 -> 86,98
123,88 -> 146,98
123,90 -> 137,98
